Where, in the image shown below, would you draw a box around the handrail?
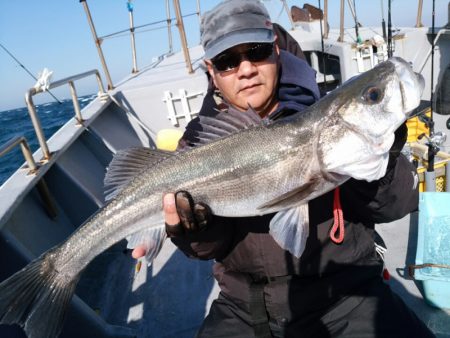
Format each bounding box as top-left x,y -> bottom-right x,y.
0,136 -> 38,174
418,28 -> 450,73
0,136 -> 58,218
24,69 -> 106,161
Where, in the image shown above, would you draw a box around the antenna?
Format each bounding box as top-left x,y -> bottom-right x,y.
0,43 -> 62,104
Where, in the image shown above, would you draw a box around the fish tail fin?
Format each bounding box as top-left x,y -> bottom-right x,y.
0,251 -> 79,338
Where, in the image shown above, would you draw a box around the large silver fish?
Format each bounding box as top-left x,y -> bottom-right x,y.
0,57 -> 424,338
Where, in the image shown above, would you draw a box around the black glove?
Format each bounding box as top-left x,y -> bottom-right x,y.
165,191 -> 212,237
387,122 -> 408,170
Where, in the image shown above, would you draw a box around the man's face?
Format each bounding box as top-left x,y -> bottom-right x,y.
206,42 -> 280,115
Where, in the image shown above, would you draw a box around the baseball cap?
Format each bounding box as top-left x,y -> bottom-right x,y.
200,0 -> 275,60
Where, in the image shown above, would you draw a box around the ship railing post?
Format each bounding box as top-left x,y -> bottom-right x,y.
25,90 -> 51,161
80,0 -> 115,90
128,0 -> 138,73
68,81 -> 83,125
165,0 -> 173,54
338,0 -> 345,42
416,0 -> 424,28
173,0 -> 193,74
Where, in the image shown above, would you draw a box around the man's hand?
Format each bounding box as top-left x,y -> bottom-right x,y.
132,192 -> 211,259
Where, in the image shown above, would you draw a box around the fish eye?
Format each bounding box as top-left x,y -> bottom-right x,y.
362,87 -> 383,104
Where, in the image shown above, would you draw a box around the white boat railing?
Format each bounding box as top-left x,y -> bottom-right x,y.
24,69 -> 106,162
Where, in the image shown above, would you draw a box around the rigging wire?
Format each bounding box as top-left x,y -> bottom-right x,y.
99,12 -> 198,40
0,43 -> 62,104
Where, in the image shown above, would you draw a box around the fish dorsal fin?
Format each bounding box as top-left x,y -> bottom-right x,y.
269,204 -> 310,258
193,105 -> 264,146
104,147 -> 174,201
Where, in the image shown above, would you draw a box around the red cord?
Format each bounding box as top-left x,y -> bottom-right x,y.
330,187 -> 345,244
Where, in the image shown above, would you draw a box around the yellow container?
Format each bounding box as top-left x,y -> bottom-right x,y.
417,159 -> 449,192
406,109 -> 430,143
156,129 -> 184,151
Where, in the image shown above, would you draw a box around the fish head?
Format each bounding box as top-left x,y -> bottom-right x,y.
320,57 -> 424,181
338,57 -> 424,142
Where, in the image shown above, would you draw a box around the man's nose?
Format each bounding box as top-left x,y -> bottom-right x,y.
237,59 -> 257,77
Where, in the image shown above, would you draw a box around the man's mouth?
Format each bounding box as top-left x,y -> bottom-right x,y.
239,84 -> 260,92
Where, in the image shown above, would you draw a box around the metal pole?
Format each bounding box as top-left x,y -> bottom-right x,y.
387,0 -> 393,57
430,0 -> 436,131
0,136 -> 38,173
416,0 -> 424,28
338,0 -> 345,42
281,0 -> 295,30
166,0 -> 173,54
196,0 -> 202,25
352,0 -> 361,43
173,0 -> 193,73
381,0 -> 387,40
68,81 -> 83,124
24,91 -> 51,160
80,0 -> 114,90
95,71 -> 106,95
323,0 -> 329,39
128,1 -> 138,73
318,0 -> 327,91
446,161 -> 450,192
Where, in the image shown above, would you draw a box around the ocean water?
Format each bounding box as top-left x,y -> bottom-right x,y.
0,94 -> 96,186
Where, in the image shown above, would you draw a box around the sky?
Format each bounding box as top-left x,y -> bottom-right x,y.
0,0 -> 448,111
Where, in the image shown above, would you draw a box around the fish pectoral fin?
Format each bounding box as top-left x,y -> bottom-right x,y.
269,204 -> 310,258
127,224 -> 167,266
257,178 -> 319,211
104,147 -> 175,201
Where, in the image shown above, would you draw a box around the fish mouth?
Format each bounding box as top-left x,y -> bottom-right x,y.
390,57 -> 425,114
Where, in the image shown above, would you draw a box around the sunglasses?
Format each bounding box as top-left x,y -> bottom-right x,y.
211,43 -> 274,72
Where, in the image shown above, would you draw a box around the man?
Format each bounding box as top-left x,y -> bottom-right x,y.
134,0 -> 434,337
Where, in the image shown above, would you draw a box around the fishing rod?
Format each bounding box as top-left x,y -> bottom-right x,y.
387,0 -> 393,57
380,0 -> 387,40
318,0 -> 327,92
0,42 -> 62,104
427,0 -> 437,177
348,0 -> 361,44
